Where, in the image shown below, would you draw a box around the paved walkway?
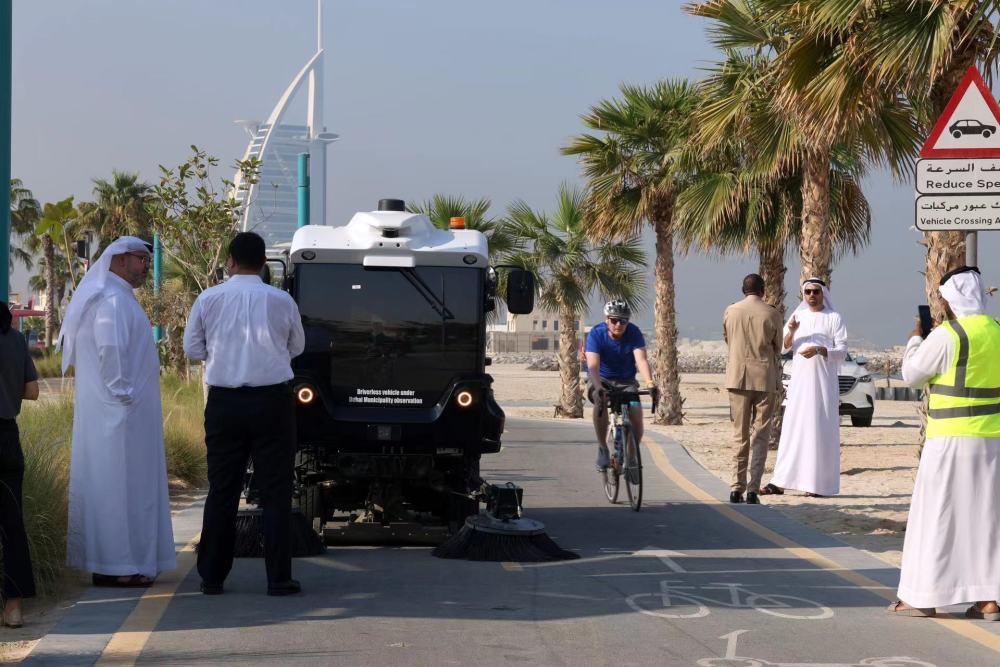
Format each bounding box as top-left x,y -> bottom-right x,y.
24,419 -> 1000,665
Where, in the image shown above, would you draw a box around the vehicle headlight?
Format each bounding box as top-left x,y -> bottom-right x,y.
859,375 -> 872,383
295,384 -> 317,405
456,390 -> 474,408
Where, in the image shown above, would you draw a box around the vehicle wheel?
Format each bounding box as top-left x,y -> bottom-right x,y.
301,483 -> 325,527
851,414 -> 873,427
984,130 -> 993,138
446,456 -> 481,533
953,130 -> 963,138
623,429 -> 642,512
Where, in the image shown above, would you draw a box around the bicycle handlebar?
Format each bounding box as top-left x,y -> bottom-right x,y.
601,387 -> 660,415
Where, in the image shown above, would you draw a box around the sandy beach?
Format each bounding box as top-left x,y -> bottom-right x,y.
491,362 -> 921,568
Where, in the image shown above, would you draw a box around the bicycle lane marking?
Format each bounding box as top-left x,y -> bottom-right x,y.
625,580 -> 834,621
94,534 -> 200,667
642,433 -> 1000,654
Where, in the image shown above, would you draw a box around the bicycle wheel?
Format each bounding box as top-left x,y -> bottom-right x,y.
602,424 -> 620,503
623,427 -> 642,511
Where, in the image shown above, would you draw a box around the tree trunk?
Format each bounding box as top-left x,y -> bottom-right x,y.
799,150 -> 832,286
652,212 -> 683,425
922,231 -> 966,323
759,239 -> 788,451
43,237 -> 57,349
556,303 -> 583,418
758,241 -> 787,322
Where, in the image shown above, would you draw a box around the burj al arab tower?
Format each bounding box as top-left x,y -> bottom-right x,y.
232,1 -> 337,247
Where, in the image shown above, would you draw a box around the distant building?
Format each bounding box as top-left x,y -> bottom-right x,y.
232,1 -> 338,247
486,304 -> 583,354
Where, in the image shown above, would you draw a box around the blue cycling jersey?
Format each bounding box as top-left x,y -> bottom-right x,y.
585,322 -> 646,381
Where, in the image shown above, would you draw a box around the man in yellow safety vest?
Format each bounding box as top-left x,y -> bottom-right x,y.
890,266 -> 1000,620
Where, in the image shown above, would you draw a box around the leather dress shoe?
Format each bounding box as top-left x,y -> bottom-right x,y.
267,579 -> 302,596
200,581 -> 224,595
746,491 -> 760,505
729,491 -> 744,504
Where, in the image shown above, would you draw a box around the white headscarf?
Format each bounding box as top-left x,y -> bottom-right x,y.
939,268 -> 987,318
793,277 -> 836,315
58,236 -> 152,372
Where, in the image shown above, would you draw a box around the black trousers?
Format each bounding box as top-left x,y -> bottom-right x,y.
0,420 -> 36,599
197,385 -> 296,586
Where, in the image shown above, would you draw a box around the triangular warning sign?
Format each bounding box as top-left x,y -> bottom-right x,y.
921,67 -> 1000,158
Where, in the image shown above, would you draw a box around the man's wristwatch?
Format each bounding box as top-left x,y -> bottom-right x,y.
644,380 -> 656,389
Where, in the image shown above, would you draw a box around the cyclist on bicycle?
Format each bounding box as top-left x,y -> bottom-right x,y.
585,300 -> 657,470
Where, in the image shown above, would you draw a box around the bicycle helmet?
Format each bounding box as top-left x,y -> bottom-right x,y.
603,299 -> 631,320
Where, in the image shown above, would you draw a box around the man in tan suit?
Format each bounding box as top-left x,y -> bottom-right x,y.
723,274 -> 783,505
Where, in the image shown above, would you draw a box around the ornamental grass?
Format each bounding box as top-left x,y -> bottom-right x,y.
10,373 -> 205,596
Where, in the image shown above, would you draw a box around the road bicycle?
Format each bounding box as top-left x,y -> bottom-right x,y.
600,387 -> 656,511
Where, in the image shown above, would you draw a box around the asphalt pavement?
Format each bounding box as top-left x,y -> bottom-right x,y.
23,418 -> 1000,666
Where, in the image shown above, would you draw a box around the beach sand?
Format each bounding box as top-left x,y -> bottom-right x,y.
491,364 -> 920,568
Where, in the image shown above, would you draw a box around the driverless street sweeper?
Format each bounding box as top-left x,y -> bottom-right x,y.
240,198 -> 577,562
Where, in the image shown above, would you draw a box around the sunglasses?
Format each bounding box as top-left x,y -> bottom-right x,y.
126,252 -> 152,266
803,288 -> 822,295
608,317 -> 629,325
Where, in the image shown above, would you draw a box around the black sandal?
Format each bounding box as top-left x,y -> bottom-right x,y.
761,483 -> 784,496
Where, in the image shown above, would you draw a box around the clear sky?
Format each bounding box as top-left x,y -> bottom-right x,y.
10,0 -> 1000,347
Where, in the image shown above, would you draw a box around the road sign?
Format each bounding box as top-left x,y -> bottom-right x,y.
915,194 -> 1000,231
920,67 -> 1000,159
916,159 -> 1000,194
915,68 -> 1000,245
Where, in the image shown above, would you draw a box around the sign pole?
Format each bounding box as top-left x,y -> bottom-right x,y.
967,230 -> 978,267
0,1 -> 11,301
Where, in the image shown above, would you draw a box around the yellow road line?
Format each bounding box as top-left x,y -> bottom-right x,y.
501,561 -> 524,572
645,438 -> 1000,654
95,536 -> 200,666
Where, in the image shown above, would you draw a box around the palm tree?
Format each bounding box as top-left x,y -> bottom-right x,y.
408,195 -> 518,262
685,1 -> 919,287
504,185 -> 646,418
8,179 -> 41,272
82,170 -> 154,248
563,80 -> 701,425
759,0 -> 1000,320
677,49 -> 871,320
35,198 -> 81,347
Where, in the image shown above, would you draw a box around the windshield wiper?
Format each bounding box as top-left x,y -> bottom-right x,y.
400,268 -> 454,321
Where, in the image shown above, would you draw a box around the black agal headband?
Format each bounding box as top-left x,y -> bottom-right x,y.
939,266 -> 980,287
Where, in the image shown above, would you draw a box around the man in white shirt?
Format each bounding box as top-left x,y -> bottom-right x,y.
184,232 -> 305,596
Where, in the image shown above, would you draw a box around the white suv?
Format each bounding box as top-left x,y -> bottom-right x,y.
780,351 -> 876,427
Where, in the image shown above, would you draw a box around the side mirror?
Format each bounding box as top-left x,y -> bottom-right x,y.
505,269 -> 535,314
855,356 -> 868,366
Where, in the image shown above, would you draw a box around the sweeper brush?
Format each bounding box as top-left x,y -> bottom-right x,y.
432,482 -> 578,562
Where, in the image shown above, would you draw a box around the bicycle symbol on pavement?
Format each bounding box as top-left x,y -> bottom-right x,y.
626,580 -> 834,620
697,630 -> 936,667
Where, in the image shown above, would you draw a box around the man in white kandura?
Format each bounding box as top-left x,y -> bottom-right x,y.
891,266 -> 1000,620
767,278 -> 847,498
60,236 -> 176,587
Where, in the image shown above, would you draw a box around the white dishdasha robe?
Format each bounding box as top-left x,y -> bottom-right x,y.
897,270 -> 1000,608
62,242 -> 176,578
770,289 -> 847,496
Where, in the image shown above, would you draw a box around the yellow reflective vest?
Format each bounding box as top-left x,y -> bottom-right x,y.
926,314 -> 1000,439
